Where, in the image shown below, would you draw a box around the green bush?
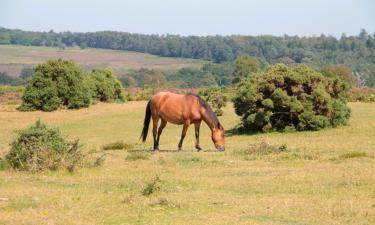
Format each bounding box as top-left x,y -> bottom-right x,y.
198,86 -> 228,116
18,59 -> 91,111
5,120 -> 82,172
86,68 -> 124,102
233,64 -> 351,132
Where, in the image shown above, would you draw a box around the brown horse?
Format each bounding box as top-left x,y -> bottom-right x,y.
140,92 -> 225,151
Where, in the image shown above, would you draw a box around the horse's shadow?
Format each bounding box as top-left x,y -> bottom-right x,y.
225,127 -> 259,137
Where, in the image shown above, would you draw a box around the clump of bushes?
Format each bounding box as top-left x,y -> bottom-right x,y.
86,68 -> 124,102
233,64 -> 351,132
18,59 -> 126,112
198,86 -> 228,116
5,119 -> 82,172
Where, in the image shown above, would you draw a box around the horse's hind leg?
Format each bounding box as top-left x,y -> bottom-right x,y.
152,116 -> 159,151
178,122 -> 190,151
156,119 -> 167,150
194,121 -> 202,151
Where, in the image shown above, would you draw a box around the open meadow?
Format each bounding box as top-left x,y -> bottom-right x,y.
0,101 -> 374,225
0,45 -> 204,76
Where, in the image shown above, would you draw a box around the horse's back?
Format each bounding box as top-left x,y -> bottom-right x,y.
150,92 -> 201,124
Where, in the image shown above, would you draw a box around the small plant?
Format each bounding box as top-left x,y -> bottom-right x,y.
141,175 -> 162,196
233,142 -> 288,160
5,119 -> 83,172
338,151 -> 368,160
102,141 -> 133,150
149,197 -> 180,208
178,156 -> 206,165
125,152 -> 150,161
0,158 -> 10,171
93,154 -> 107,167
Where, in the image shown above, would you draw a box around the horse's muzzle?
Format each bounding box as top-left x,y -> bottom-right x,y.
216,145 -> 225,151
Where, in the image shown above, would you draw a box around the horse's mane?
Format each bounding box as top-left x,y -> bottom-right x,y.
187,93 -> 221,128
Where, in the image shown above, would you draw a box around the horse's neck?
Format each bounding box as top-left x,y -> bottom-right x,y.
201,110 -> 215,130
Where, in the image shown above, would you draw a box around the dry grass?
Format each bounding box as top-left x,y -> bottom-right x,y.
0,101 -> 374,224
0,45 -> 205,76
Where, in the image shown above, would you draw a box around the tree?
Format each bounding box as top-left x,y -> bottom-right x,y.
232,55 -> 259,84
321,65 -> 355,87
233,64 -> 350,132
19,59 -> 91,111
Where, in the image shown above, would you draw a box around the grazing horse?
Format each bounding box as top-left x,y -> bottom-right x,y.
140,92 -> 225,151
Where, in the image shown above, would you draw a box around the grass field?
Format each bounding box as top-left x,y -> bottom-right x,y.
0,101 -> 374,225
0,45 -> 205,76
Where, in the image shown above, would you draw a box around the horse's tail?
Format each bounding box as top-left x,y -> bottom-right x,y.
141,100 -> 152,142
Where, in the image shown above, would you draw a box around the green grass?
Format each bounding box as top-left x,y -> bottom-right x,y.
102,141 -> 133,150
0,101 -> 374,224
0,45 -> 205,76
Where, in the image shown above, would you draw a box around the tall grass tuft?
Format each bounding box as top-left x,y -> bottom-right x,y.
142,175 -> 162,196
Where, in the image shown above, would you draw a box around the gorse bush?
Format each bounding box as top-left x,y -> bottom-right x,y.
86,68 -> 124,102
18,59 -> 91,111
198,86 -> 228,116
233,64 -> 351,132
5,120 -> 82,172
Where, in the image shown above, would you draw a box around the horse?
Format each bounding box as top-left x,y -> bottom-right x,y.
140,92 -> 225,151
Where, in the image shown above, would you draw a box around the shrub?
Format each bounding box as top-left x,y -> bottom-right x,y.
5,120 -> 82,172
133,86 -> 154,101
18,59 -> 91,111
86,68 -> 124,102
233,64 -> 351,132
198,86 -> 228,116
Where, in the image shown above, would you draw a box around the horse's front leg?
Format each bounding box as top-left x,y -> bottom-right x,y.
194,121 -> 202,151
178,121 -> 190,151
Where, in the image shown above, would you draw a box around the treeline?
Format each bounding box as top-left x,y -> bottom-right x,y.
119,62 -> 234,88
1,27 -> 374,86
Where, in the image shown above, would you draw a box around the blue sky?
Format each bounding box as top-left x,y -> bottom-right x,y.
0,0 -> 374,37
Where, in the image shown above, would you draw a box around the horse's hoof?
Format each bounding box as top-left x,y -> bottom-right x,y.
196,146 -> 202,152
153,147 -> 159,151
178,147 -> 182,151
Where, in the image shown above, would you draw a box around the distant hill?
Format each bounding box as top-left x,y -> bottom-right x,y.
0,45 -> 205,77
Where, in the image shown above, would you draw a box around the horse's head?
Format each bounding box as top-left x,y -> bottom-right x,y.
212,123 -> 225,151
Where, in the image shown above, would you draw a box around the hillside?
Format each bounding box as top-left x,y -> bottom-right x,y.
0,45 -> 205,77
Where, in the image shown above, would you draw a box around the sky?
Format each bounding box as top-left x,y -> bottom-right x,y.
0,0 -> 374,37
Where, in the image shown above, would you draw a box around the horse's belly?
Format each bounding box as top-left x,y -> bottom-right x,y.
159,111 -> 184,124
